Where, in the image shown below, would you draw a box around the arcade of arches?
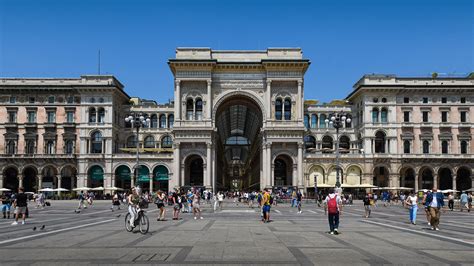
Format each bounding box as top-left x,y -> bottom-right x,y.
2,165 -> 77,192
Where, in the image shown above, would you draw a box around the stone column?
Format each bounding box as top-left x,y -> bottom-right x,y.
262,143 -> 267,190
57,175 -> 62,196
0,173 -> 3,189
452,175 -> 457,191
297,142 -> 304,189
173,143 -> 180,188
267,142 -> 272,189
180,164 -> 185,188
175,80 -> 181,120
271,163 -> 275,187
433,173 -> 438,189
297,80 -> 303,120
206,143 -> 212,188
149,173 -> 154,192
131,171 -> 135,189
207,80 -> 212,120
37,174 -> 43,190
266,80 -> 271,120
292,165 -> 297,188
212,145 -> 216,192
18,174 -> 23,188
414,173 -> 419,192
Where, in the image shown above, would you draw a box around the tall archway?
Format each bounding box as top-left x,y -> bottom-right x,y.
419,167 -> 434,190
346,165 -> 362,185
88,165 -> 104,188
438,168 -> 452,190
115,165 -> 132,190
328,166 -> 343,186
373,166 -> 389,187
400,167 -> 415,189
153,165 -> 169,192
215,94 -> 263,191
456,167 -> 472,191
42,166 -> 57,189
61,166 -> 77,190
23,167 -> 38,192
185,155 -> 203,186
274,155 -> 293,187
136,165 -> 150,190
3,167 -> 19,191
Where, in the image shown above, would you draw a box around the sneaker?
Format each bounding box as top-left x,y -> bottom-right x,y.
334,230 -> 339,235
21,221 -> 25,225
428,222 -> 431,226
330,231 -> 334,235
194,217 -> 197,220
200,217 -> 203,219
435,227 -> 440,231
431,227 -> 435,230
11,221 -> 18,225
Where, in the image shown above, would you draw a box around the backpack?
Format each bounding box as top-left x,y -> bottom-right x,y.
327,196 -> 338,214
269,195 -> 274,205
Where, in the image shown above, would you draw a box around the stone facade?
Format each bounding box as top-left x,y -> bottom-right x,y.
0,49 -> 473,194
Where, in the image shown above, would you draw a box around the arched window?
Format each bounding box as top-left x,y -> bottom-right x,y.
311,114 -> 317,128
339,135 -> 350,152
150,114 -> 158,128
441,140 -> 448,154
168,114 -> 174,128
381,108 -> 388,123
304,115 -> 310,128
46,140 -> 55,154
91,131 -> 103,153
320,114 -> 327,128
195,98 -> 203,120
322,135 -> 333,152
284,98 -> 291,120
275,98 -> 282,120
422,140 -> 430,154
403,140 -> 410,154
26,140 -> 35,154
159,114 -> 167,128
304,135 -> 316,151
126,135 -> 137,148
186,99 -> 194,120
88,108 -> 96,123
372,108 -> 379,123
161,135 -> 173,148
144,136 -> 155,148
6,140 -> 16,155
65,140 -> 74,154
98,108 -> 105,123
460,140 -> 468,154
374,131 -> 386,153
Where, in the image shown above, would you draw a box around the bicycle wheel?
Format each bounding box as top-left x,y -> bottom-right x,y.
139,213 -> 149,234
125,213 -> 133,232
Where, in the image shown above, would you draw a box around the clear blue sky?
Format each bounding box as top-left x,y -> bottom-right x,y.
0,0 -> 472,103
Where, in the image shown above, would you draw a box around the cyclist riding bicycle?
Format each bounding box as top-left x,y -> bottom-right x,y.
128,187 -> 141,228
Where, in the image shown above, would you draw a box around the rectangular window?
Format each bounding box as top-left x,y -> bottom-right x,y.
48,96 -> 55,103
441,97 -> 447,103
403,97 -> 409,103
47,111 -> 56,123
460,97 -> 466,103
9,97 -> 16,103
29,97 -> 35,103
403,111 -> 410,122
8,111 -> 17,123
27,111 -> 36,123
422,111 -> 429,122
441,111 -> 448,123
460,111 -> 467,123
66,111 -> 74,123
423,97 -> 428,104
67,96 -> 74,104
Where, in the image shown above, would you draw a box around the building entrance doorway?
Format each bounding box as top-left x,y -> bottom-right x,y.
215,95 -> 263,191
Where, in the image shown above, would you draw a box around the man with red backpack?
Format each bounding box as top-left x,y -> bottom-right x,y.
324,188 -> 343,235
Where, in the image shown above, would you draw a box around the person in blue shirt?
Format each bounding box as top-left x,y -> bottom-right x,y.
424,187 -> 445,231
459,191 -> 469,212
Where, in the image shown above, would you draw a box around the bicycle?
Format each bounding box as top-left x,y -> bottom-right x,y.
125,207 -> 149,234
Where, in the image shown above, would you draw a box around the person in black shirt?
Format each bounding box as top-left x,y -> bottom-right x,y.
12,187 -> 28,225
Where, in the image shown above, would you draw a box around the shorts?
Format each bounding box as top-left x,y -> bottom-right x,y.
15,206 -> 27,215
173,204 -> 180,210
2,204 -> 11,212
157,203 -> 165,208
193,203 -> 200,209
262,205 -> 271,213
364,205 -> 371,211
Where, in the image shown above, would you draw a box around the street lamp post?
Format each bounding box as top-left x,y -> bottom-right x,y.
125,113 -> 150,189
325,112 -> 351,189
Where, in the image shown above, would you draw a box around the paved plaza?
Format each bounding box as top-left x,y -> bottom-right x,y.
0,200 -> 472,265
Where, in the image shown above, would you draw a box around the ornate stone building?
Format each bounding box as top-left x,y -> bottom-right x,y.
0,48 -> 472,194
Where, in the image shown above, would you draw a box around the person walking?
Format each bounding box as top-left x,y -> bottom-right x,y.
192,190 -> 203,220
424,187 -> 445,231
296,190 -> 303,214
155,190 -> 166,221
172,189 -> 180,220
460,191 -> 468,212
217,191 -> 224,211
468,192 -> 472,212
363,193 -> 371,218
1,193 -> 12,219
405,191 -> 418,225
447,193 -> 454,211
111,192 -> 121,211
261,189 -> 272,223
11,187 -> 28,225
324,188 -> 342,235
77,191 -> 87,210
421,191 -> 432,226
